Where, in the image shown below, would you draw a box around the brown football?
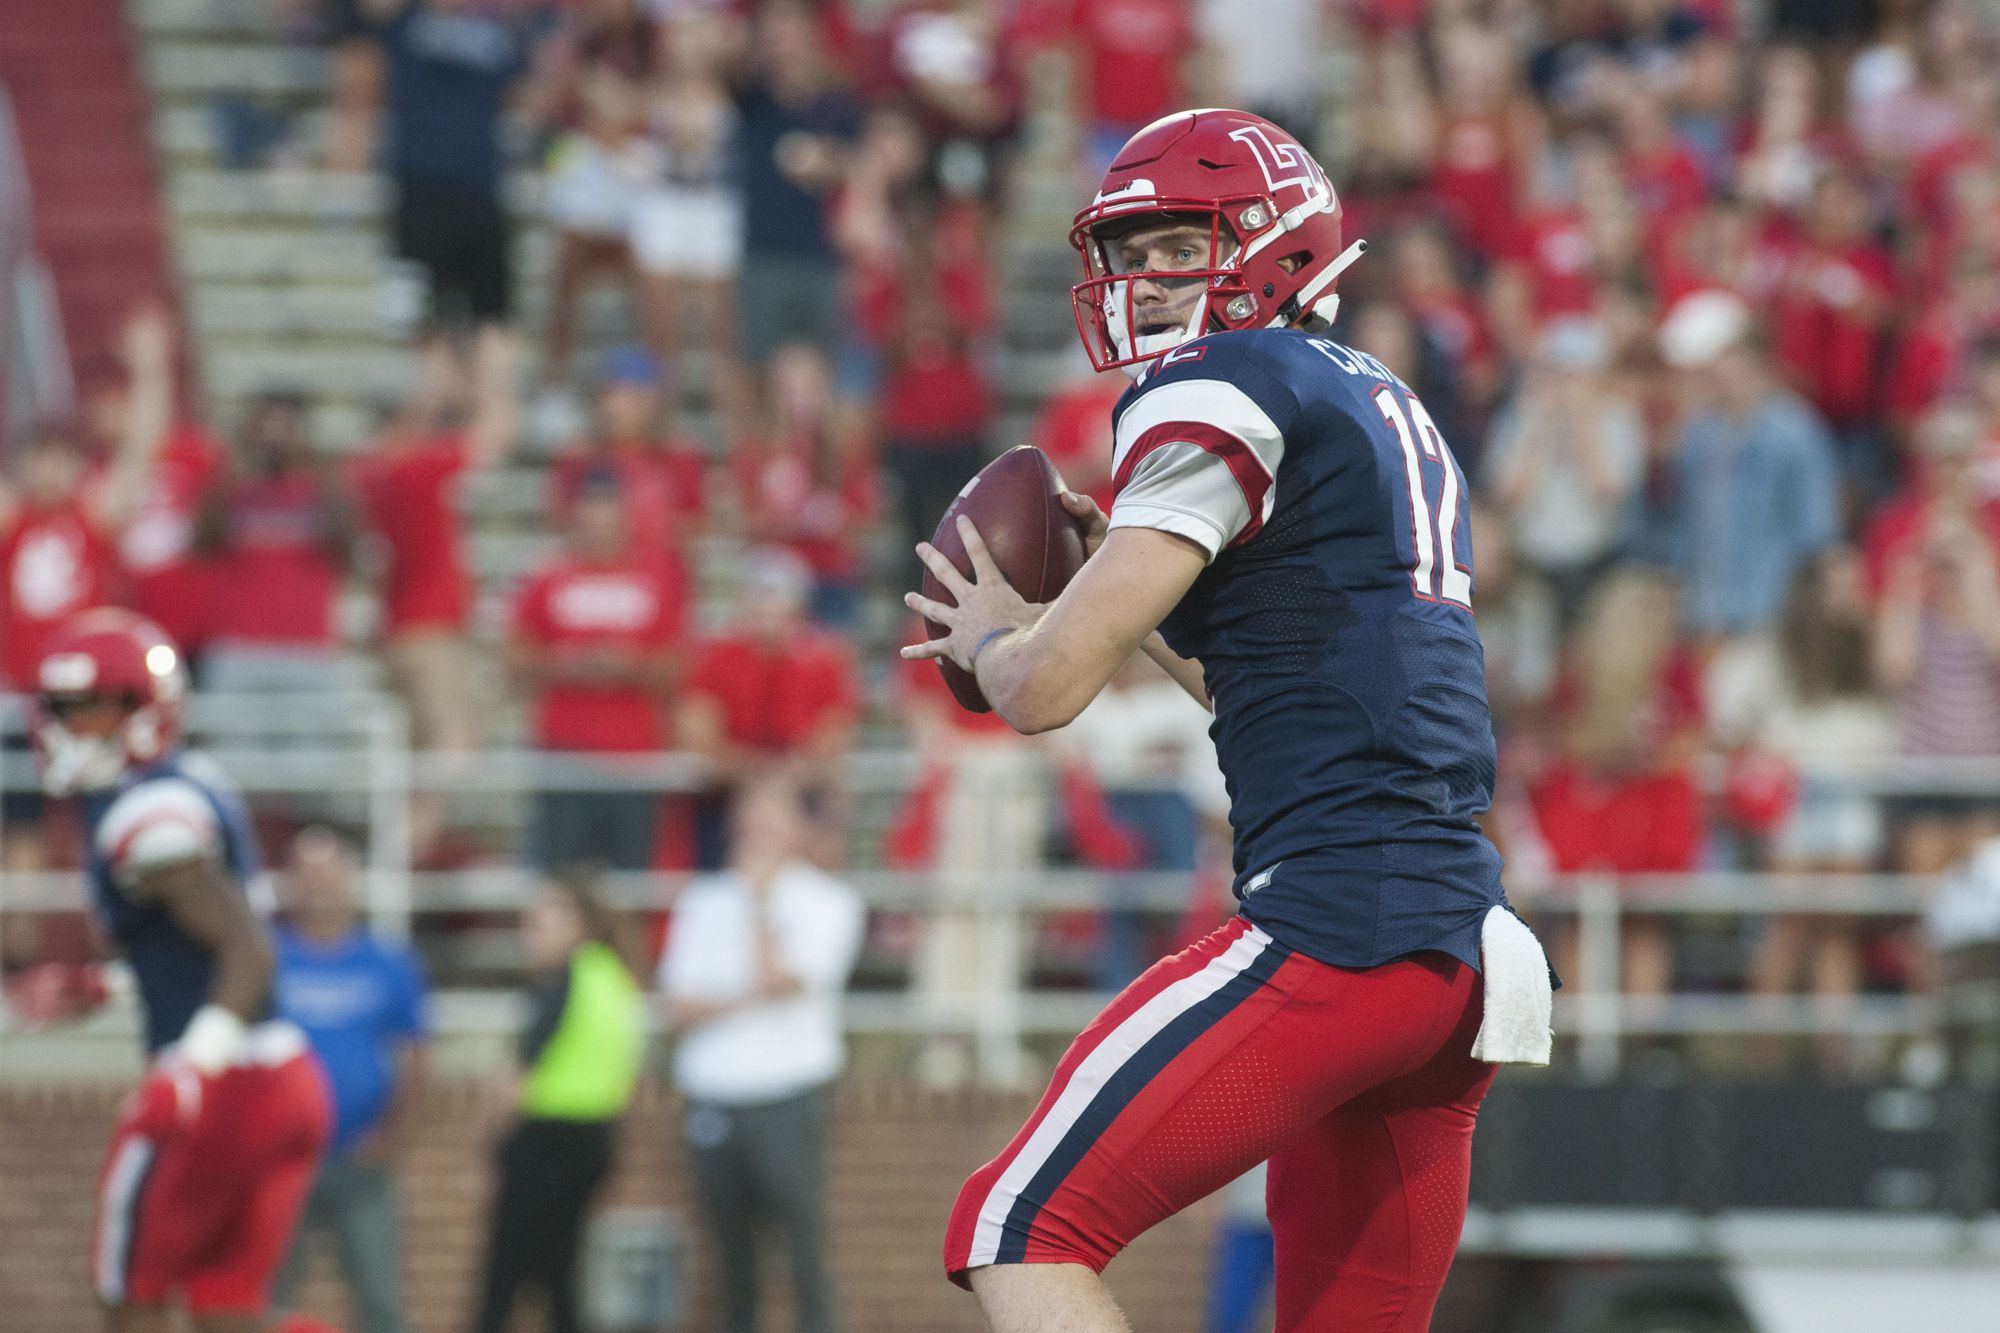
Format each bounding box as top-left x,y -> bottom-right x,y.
923,446 -> 1090,713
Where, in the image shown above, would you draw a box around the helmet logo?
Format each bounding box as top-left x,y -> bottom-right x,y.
1091,176 -> 1158,211
1229,125 -> 1325,198
41,652 -> 97,692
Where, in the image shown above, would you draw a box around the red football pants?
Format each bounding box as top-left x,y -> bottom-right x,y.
93,1048 -> 330,1315
944,916 -> 1497,1332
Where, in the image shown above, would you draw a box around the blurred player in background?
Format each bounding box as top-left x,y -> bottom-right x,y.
1,307 -> 176,877
906,110 -> 1553,1332
32,608 -> 329,1333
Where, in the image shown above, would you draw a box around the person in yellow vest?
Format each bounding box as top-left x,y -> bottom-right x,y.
470,868 -> 645,1333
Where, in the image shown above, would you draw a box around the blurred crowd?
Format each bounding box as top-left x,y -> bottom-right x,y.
7,1 -> 2000,1328
5,0 -> 2000,1059
1318,0 -> 2000,1021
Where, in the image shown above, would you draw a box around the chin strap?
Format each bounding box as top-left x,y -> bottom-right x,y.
1272,236 -> 1368,326
1106,283 -> 1210,378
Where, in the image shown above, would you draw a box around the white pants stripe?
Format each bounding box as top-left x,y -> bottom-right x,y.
94,1136 -> 156,1303
964,924 -> 1273,1270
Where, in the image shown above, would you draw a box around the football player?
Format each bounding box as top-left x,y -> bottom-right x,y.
33,609 -> 329,1332
906,110 -> 1554,1332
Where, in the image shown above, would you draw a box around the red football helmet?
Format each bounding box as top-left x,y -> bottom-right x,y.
32,608 -> 189,795
1070,109 -> 1365,373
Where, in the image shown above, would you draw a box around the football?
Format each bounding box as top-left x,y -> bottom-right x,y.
923,446 -> 1091,713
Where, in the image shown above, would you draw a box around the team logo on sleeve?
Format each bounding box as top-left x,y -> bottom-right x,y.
1229,125 -> 1328,199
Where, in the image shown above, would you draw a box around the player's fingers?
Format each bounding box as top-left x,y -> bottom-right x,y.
904,590 -> 957,624
914,542 -> 971,598
900,639 -> 948,661
1059,489 -> 1102,520
957,515 -> 1005,583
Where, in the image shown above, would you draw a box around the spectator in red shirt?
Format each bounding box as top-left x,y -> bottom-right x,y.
550,346 -> 710,560
0,313 -> 170,872
352,329 -> 519,866
1060,0 -> 1203,173
1028,357 -> 1124,516
732,345 -> 877,626
80,308 -> 226,666
1611,80 -> 1709,227
1488,130 -> 1625,357
1529,570 -> 1707,997
1766,167 -> 1897,497
880,291 -> 992,564
1653,195 -> 1772,309
677,547 -> 860,867
195,391 -> 363,694
1,439 -> 119,874
508,474 -> 687,870
1736,44 -> 1846,217
1425,21 -> 1532,261
1861,403 -> 2000,601
871,0 -> 1023,209
1389,222 -> 1503,417
1883,287 -> 1969,440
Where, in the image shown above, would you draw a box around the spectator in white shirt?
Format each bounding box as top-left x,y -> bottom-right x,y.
657,773 -> 864,1333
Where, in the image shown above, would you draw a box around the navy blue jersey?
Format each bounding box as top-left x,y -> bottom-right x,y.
82,756 -> 266,1053
1105,327 -> 1507,971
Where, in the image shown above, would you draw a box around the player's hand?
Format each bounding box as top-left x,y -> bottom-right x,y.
126,1057 -> 208,1138
1060,490 -> 1110,559
901,515 -> 1040,671
118,302 -> 174,374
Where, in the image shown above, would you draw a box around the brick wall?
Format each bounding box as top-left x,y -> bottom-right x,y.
0,1082 -> 1224,1332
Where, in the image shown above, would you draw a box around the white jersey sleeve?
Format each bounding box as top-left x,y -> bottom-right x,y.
1107,376 -> 1287,561
93,778 -> 222,887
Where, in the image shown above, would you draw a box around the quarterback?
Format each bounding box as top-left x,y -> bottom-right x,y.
905,109 -> 1553,1332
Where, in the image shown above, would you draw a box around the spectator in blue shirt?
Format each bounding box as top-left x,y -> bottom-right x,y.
732,2 -> 861,367
1657,290 -> 1840,643
338,0 -> 528,332
271,827 -> 431,1333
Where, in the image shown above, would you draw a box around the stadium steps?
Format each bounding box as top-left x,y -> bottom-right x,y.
142,39 -> 329,99
134,0 -> 1090,709
133,0 -> 283,40
0,0 -> 180,391
153,102 -> 330,164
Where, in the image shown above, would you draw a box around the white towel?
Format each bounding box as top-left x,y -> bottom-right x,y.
1469,904 -> 1553,1066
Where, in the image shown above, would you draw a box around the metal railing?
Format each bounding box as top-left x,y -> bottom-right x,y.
2,688 -> 1997,1083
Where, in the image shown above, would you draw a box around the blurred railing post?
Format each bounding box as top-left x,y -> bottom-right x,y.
365,694 -> 414,940
1576,874 -> 1623,1080
971,753 -> 1037,1088
977,863 -> 1026,1086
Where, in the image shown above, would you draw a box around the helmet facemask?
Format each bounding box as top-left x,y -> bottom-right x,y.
35,694 -> 145,795
1072,209 -> 1250,375
1070,198 -> 1367,375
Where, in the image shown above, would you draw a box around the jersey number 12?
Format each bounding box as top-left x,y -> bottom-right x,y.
1373,386 -> 1472,609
